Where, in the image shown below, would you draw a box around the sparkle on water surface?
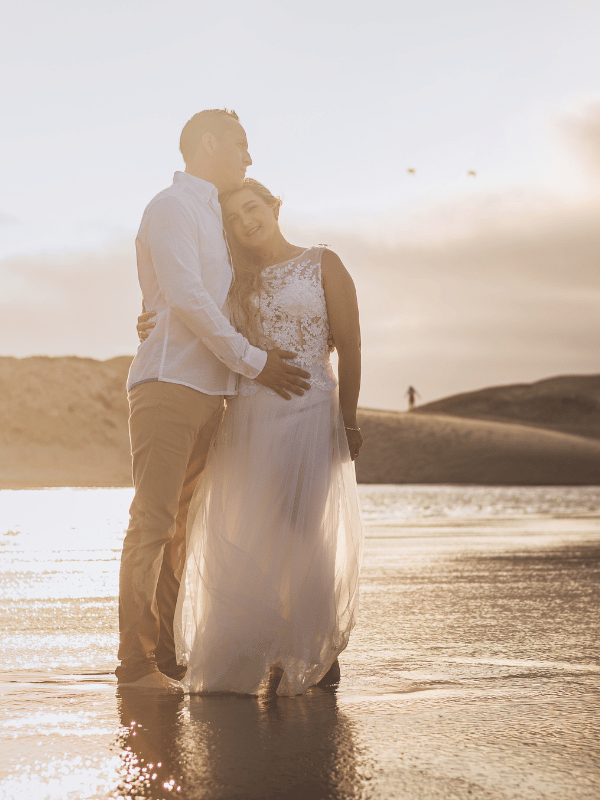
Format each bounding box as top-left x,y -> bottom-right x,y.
0,486 -> 599,799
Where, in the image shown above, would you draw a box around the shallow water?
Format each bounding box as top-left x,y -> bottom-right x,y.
1,487 -> 599,799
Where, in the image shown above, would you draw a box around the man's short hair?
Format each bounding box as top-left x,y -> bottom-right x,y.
179,108 -> 240,164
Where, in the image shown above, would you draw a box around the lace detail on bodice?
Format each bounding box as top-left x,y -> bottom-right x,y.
238,247 -> 337,396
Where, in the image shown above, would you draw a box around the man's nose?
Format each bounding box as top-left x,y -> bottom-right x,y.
244,150 -> 252,167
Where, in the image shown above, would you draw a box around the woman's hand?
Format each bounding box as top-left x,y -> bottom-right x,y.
345,427 -> 363,461
137,310 -> 156,342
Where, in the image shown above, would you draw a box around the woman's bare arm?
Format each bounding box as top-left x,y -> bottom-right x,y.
321,249 -> 363,460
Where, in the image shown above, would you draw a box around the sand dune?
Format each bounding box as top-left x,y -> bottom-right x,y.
0,356 -> 598,487
0,356 -> 132,488
356,408 -> 600,485
415,374 -> 600,439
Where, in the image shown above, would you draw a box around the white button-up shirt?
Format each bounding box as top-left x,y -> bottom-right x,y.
127,172 -> 267,395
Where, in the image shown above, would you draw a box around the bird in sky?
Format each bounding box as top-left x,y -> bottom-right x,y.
406,167 -> 477,176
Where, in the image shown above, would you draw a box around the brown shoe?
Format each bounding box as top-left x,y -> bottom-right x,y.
118,672 -> 184,693
161,664 -> 187,682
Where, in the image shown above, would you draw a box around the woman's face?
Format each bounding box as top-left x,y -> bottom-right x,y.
222,188 -> 279,252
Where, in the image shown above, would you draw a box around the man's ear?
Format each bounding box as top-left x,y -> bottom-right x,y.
202,131 -> 217,156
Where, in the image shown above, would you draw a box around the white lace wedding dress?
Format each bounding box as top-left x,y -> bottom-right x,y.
174,247 -> 364,696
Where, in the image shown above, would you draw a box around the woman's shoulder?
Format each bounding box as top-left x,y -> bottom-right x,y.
318,246 -> 345,274
274,245 -> 344,275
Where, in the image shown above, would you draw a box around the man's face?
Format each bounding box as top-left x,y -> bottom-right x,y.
212,118 -> 252,193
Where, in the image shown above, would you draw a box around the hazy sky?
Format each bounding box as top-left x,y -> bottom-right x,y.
1,0 -> 599,409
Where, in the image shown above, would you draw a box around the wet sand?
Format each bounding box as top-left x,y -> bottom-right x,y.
1,495 -> 599,799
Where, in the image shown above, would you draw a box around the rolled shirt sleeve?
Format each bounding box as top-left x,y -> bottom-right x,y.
145,197 -> 267,379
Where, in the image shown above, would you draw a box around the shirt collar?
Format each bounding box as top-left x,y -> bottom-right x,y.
173,171 -> 219,203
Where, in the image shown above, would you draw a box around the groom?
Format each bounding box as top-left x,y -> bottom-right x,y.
117,109 -> 311,690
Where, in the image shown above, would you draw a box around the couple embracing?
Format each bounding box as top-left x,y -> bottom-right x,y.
116,109 -> 364,697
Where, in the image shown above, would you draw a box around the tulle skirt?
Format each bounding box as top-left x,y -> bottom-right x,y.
174,384 -> 364,697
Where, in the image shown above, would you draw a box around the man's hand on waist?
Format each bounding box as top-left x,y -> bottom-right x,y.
137,309 -> 156,342
254,349 -> 311,400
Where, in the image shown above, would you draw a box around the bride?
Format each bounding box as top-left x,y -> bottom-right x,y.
141,179 -> 364,696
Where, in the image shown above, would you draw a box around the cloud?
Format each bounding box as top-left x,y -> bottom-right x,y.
278,109 -> 600,408
561,103 -> 600,176
1,112 -> 599,412
0,212 -> 18,225
0,243 -> 141,360
288,189 -> 599,408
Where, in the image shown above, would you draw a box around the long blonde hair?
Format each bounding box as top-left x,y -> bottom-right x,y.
221,178 -> 283,348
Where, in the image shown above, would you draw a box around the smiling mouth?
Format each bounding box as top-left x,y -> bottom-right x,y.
246,226 -> 260,237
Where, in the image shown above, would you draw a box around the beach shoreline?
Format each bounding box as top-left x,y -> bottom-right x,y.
1,488 -> 599,800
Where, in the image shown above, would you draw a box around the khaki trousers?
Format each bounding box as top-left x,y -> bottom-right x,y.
116,381 -> 224,684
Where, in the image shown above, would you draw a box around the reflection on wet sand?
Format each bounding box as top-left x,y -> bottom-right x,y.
2,488 -> 600,799
116,690 -> 185,797
116,685 -> 363,800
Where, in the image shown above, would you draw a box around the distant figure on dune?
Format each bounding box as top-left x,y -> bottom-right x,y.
405,385 -> 421,411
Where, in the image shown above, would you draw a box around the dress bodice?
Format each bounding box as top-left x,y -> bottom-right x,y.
238,246 -> 337,396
